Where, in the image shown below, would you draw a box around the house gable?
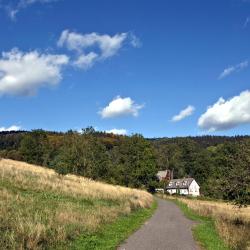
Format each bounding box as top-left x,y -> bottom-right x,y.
188,179 -> 200,196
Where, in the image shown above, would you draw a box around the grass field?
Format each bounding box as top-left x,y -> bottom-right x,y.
0,159 -> 154,249
164,195 -> 250,250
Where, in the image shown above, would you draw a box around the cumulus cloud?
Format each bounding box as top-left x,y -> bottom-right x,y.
171,105 -> 195,122
0,48 -> 69,96
57,30 -> 139,69
198,90 -> 250,131
99,96 -> 144,118
5,0 -> 58,20
0,125 -> 21,132
105,128 -> 127,135
218,61 -> 248,79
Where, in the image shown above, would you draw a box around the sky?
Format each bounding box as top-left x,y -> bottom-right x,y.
0,0 -> 250,137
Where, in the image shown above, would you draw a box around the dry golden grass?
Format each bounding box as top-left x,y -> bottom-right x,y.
0,158 -> 153,249
0,158 -> 153,208
173,196 -> 250,250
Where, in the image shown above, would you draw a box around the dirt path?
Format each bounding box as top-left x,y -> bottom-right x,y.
118,198 -> 199,250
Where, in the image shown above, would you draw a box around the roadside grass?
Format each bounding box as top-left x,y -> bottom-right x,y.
173,199 -> 229,250
0,159 -> 154,249
162,195 -> 250,250
175,196 -> 250,250
70,201 -> 157,250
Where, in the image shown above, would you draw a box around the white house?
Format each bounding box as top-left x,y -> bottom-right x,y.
166,178 -> 200,196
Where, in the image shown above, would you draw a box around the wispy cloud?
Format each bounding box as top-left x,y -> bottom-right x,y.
129,33 -> 142,48
99,96 -> 144,119
171,105 -> 195,122
4,0 -> 59,21
57,30 -> 140,70
243,16 -> 250,28
218,60 -> 248,79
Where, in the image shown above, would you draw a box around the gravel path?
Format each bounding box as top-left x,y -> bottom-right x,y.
118,198 -> 199,250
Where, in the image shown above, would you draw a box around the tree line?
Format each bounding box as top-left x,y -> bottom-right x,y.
0,129 -> 249,205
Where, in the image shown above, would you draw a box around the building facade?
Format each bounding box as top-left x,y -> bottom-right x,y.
166,178 -> 200,196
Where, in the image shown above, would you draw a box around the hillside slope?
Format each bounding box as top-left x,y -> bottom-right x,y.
0,159 -> 153,249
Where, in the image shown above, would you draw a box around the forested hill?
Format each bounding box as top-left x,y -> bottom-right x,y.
0,129 -> 249,205
1,130 -> 249,149
149,135 -> 250,148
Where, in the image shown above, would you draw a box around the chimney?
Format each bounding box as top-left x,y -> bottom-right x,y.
171,169 -> 174,180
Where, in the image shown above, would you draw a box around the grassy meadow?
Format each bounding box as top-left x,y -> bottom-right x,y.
0,159 -> 154,249
165,195 -> 250,250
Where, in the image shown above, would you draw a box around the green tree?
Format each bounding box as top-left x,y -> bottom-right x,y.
51,130 -> 112,181
111,134 -> 157,190
19,130 -> 50,166
218,140 -> 250,206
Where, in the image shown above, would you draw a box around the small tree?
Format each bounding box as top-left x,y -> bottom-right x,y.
19,130 -> 49,166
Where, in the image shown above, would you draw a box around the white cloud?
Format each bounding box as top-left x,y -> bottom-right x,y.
5,0 -> 58,20
57,30 -> 140,69
0,125 -> 21,132
218,60 -> 248,79
58,30 -> 127,58
73,52 -> 98,70
171,105 -> 195,122
0,48 -> 69,96
105,128 -> 127,135
198,90 -> 250,131
99,96 -> 144,118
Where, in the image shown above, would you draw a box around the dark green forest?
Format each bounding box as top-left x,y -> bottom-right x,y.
0,128 -> 249,205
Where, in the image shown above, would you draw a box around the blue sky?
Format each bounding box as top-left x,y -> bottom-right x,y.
0,0 -> 250,137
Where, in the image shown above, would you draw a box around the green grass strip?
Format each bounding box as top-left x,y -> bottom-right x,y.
172,199 -> 229,250
70,200 -> 157,250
